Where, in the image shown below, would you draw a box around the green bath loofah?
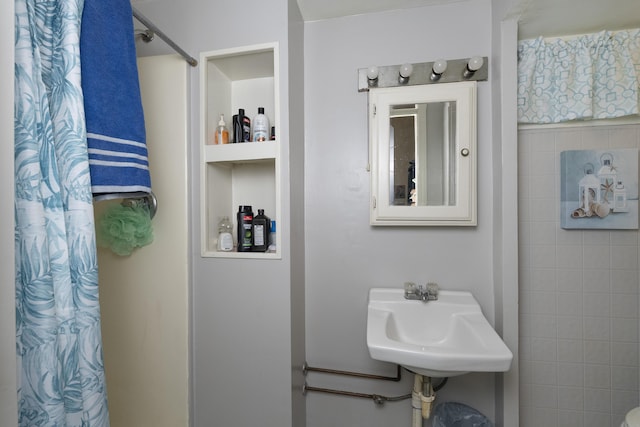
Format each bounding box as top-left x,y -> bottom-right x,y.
97,203 -> 154,256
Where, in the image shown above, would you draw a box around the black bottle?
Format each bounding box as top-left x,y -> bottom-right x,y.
252,209 -> 270,252
242,114 -> 251,142
233,109 -> 245,143
237,205 -> 253,252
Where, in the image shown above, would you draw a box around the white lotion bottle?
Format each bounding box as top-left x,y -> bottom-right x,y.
252,107 -> 269,142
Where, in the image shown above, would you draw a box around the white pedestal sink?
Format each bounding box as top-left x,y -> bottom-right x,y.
366,288 -> 513,378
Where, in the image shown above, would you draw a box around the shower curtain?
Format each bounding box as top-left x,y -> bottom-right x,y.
14,0 -> 109,424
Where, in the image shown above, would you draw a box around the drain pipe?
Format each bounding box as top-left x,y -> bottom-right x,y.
412,374 -> 436,426
421,376 -> 435,418
412,375 -> 423,427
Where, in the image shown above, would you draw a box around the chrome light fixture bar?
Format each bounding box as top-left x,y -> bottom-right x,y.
358,56 -> 488,92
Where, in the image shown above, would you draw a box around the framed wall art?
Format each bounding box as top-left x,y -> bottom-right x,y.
560,148 -> 639,230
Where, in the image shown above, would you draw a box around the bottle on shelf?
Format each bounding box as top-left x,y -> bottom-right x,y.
237,205 -> 254,252
242,112 -> 251,142
252,209 -> 270,252
252,107 -> 270,142
216,216 -> 233,251
267,220 -> 276,253
232,109 -> 244,143
214,114 -> 229,145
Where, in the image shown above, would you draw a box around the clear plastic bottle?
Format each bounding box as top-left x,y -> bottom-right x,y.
214,114 -> 229,145
252,107 -> 269,142
216,216 -> 233,251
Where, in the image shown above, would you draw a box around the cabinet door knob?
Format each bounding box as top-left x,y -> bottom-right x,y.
461,148 -> 470,157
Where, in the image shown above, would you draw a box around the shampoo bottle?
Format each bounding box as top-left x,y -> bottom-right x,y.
237,205 -> 254,252
214,114 -> 229,145
252,107 -> 270,142
252,209 -> 270,252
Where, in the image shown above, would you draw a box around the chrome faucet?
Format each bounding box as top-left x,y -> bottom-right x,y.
404,282 -> 439,301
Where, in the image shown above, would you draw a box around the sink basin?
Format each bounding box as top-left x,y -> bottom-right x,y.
366,288 -> 513,377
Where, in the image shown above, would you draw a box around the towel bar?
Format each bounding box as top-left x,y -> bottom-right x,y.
93,191 -> 157,219
132,7 -> 197,67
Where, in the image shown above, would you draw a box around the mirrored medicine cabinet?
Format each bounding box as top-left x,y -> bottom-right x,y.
368,81 -> 477,226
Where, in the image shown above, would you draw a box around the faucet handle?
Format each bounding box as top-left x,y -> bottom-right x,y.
426,282 -> 439,298
404,282 -> 417,294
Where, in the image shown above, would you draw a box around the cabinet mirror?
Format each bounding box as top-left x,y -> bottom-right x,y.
369,81 -> 477,226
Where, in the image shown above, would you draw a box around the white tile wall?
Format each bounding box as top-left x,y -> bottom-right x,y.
519,124 -> 640,427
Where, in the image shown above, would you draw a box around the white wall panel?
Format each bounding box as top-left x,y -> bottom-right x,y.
518,123 -> 640,427
97,55 -> 190,427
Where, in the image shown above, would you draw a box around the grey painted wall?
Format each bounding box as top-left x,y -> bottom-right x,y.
133,0 -> 304,425
492,14 -> 521,427
288,0 -> 307,425
303,2 -> 505,426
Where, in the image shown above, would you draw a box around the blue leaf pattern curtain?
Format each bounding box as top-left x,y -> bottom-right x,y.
518,29 -> 640,124
14,0 -> 109,424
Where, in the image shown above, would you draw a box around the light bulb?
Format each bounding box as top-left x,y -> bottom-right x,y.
467,56 -> 484,72
399,63 -> 413,78
430,59 -> 447,81
463,56 -> 484,79
432,59 -> 447,75
366,65 -> 379,80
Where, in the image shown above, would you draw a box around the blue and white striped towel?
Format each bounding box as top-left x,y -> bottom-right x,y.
81,0 -> 151,195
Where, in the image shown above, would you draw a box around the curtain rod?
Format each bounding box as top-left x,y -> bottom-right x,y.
132,6 -> 198,67
521,27 -> 639,43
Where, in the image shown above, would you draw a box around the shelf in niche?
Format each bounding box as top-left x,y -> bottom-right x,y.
200,42 -> 280,259
204,140 -> 277,163
202,250 -> 280,259
208,49 -> 274,81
